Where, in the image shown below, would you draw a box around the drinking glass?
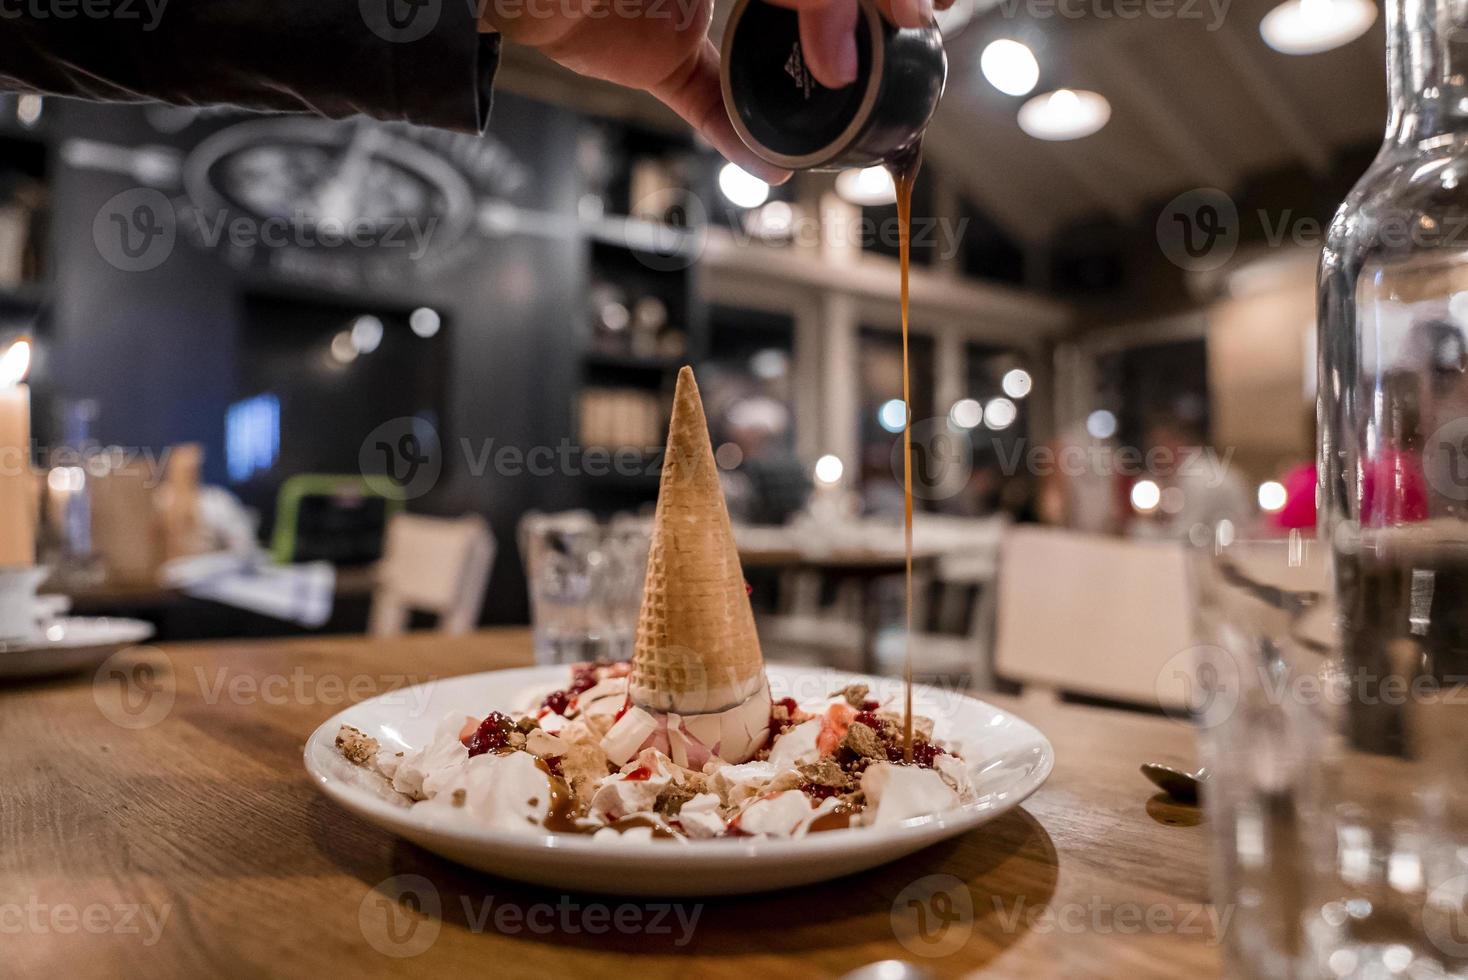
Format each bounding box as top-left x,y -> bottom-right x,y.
1189,530 -> 1468,978
519,511 -> 650,665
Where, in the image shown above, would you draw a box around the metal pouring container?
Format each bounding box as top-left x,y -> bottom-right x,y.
719,0 -> 947,171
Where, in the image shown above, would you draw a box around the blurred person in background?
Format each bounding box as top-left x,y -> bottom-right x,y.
717,397 -> 810,526
1129,416 -> 1252,540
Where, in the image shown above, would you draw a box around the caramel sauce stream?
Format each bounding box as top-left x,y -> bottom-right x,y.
887,141 -> 923,764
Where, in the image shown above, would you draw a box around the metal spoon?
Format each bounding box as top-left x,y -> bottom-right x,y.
1141,763 -> 1208,805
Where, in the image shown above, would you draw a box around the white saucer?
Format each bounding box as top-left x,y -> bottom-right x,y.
0,617 -> 156,680
303,664 -> 1053,896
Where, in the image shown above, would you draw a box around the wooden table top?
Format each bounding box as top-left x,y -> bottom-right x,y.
2,629 -> 1216,979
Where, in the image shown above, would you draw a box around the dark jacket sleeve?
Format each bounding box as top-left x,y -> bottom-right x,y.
0,0 -> 498,134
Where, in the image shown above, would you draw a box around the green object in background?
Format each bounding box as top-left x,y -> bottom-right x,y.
270,474 -> 403,564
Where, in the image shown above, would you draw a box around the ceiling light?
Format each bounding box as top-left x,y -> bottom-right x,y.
981,40 -> 1040,97
1258,480 -> 1288,512
409,307 -> 441,338
1086,409 -> 1117,440
1001,368 -> 1032,398
814,454 -> 845,485
0,338 -> 31,387
835,166 -> 896,206
1131,479 -> 1161,514
744,200 -> 795,240
350,315 -> 384,354
1018,89 -> 1111,141
984,397 -> 1017,430
878,398 -> 908,433
948,398 -> 983,430
718,163 -> 770,209
16,95 -> 42,129
330,331 -> 358,365
1260,0 -> 1376,54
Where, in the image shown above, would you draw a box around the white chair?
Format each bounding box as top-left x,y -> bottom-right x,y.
993,524 -> 1193,711
369,514 -> 495,637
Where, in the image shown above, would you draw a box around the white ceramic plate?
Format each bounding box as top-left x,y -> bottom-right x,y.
0,616 -> 156,680
303,664 -> 1053,896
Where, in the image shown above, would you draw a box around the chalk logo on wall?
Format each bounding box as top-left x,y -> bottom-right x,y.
93,188 -> 176,272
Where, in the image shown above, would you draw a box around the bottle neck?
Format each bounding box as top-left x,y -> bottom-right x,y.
1387,0 -> 1468,144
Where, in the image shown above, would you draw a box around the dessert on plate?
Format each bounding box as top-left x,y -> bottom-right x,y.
336,367 -> 976,840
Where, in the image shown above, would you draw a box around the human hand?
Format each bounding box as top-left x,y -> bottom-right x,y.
478,0 -> 949,184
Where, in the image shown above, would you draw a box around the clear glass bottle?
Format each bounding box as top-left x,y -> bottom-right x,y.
1318,0 -> 1468,974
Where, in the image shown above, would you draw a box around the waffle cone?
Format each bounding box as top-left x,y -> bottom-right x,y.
629,367 -> 766,714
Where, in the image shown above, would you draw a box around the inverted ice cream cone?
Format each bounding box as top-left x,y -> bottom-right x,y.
629,367 -> 767,717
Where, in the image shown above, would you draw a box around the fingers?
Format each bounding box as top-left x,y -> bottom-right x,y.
798,1 -> 859,88
651,39 -> 793,184
887,0 -> 934,27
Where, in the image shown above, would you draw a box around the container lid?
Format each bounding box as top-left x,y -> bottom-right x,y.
721,0 -> 886,170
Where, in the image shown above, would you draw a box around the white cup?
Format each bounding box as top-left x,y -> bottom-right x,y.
0,567 -> 50,642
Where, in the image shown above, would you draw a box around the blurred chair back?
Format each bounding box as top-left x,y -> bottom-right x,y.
369,514 -> 495,637
994,525 -> 1192,711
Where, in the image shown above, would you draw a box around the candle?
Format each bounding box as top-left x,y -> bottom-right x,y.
0,340 -> 34,567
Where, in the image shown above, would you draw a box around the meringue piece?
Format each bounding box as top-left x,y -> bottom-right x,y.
599,705 -> 661,766
525,729 -> 569,758
374,747 -> 404,780
599,682 -> 771,768
678,679 -> 772,764
575,679 -> 628,717
934,752 -> 975,800
767,718 -> 823,771
391,713 -> 471,800
538,711 -> 570,736
708,760 -> 778,806
676,792 -> 727,838
420,751 -> 553,831
588,750 -> 677,822
859,763 -> 960,826
731,790 -> 841,837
